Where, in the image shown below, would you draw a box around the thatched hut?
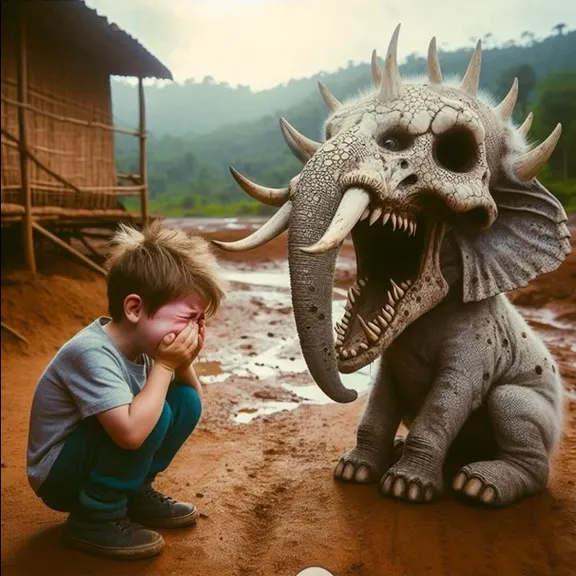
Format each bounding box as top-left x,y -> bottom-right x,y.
1,0 -> 173,274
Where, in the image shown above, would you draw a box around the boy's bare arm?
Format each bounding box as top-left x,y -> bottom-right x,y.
97,323 -> 199,450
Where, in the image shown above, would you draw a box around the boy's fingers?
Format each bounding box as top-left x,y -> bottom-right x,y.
182,323 -> 199,349
173,322 -> 194,345
163,333 -> 176,345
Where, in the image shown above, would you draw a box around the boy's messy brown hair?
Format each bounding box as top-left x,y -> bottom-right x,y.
104,220 -> 226,322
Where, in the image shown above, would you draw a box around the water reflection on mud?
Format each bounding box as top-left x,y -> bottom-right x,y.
199,265 -> 575,423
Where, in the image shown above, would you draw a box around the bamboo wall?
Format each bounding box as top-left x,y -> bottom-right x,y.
0,14 -> 122,210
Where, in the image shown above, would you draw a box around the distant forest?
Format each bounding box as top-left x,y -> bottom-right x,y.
113,28 -> 576,216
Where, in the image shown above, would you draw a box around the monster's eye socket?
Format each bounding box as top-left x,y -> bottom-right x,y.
433,127 -> 478,173
377,129 -> 413,152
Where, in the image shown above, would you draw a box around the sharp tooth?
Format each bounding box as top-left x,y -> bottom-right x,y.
386,304 -> 395,315
387,290 -> 395,306
407,279 -> 413,286
350,349 -> 358,357
335,323 -> 345,335
403,217 -> 409,232
348,289 -> 356,304
368,321 -> 382,335
381,308 -> 393,322
360,207 -> 370,221
343,310 -> 351,319
359,342 -> 369,350
400,281 -> 410,291
382,212 -> 391,226
369,207 -> 382,225
377,314 -> 388,327
351,283 -> 361,296
341,318 -> 349,327
341,349 -> 349,359
408,221 -> 414,235
358,315 -> 379,343
413,222 -> 417,236
391,213 -> 397,231
391,279 -> 405,299
358,278 -> 366,288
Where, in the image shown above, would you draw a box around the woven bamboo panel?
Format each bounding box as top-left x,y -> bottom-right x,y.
0,14 -> 124,211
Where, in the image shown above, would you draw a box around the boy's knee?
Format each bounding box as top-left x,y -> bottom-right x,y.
147,401 -> 173,445
172,384 -> 203,429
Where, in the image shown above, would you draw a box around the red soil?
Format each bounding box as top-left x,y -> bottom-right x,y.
1,223 -> 575,576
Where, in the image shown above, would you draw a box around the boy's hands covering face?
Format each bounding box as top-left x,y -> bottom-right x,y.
155,321 -> 201,372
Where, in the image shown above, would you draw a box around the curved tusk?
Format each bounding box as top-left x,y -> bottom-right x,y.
229,166 -> 289,207
279,117 -> 321,164
493,77 -> 518,121
318,81 -> 342,113
427,37 -> 443,84
371,49 -> 382,87
380,23 -> 405,102
212,201 -> 291,252
459,39 -> 482,97
517,112 -> 533,138
299,187 -> 371,254
513,123 -> 562,181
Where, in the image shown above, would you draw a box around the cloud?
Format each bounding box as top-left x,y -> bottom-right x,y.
87,0 -> 574,90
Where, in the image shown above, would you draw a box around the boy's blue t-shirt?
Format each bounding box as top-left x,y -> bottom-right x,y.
26,317 -> 152,493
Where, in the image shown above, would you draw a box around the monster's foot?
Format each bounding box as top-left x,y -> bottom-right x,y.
333,447 -> 381,483
379,460 -> 442,503
452,460 -> 547,507
334,436 -> 406,484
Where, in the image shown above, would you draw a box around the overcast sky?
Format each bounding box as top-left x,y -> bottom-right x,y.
86,0 -> 574,91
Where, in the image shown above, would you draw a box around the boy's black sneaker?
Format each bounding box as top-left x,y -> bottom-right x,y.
128,485 -> 199,528
63,515 -> 164,560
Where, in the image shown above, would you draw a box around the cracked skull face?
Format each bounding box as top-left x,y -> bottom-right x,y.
214,24 -> 563,404
320,85 -> 498,372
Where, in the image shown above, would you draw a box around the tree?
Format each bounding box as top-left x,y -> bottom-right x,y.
552,23 -> 567,36
533,71 -> 576,181
496,64 -> 537,119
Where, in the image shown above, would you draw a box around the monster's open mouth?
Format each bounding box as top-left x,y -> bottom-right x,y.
335,204 -> 442,372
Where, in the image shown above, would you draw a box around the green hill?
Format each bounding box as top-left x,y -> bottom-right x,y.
114,30 -> 576,216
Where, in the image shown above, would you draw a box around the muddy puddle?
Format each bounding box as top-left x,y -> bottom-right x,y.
195,262 -> 576,422
197,264 -> 375,423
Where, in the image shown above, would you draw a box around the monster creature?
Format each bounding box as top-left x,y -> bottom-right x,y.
213,25 -> 571,507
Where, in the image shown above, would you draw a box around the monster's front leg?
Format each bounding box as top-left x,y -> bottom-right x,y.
334,358 -> 402,483
380,368 -> 476,502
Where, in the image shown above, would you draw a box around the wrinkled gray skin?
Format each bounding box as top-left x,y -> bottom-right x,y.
214,29 -> 571,507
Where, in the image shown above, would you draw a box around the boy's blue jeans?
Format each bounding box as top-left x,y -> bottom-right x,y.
38,382 -> 202,522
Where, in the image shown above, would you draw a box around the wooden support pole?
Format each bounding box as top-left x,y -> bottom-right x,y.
1,321 -> 29,344
33,222 -> 107,276
138,78 -> 149,225
16,5 -> 36,273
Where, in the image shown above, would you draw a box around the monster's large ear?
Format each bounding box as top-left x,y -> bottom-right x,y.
453,180 -> 571,303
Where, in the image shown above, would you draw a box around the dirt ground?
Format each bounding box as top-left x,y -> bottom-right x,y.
1,219 -> 575,576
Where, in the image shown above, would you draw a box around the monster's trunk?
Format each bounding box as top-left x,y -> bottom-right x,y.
287,166 -> 358,404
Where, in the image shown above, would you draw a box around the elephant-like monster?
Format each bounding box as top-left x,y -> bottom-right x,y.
213,25 -> 571,507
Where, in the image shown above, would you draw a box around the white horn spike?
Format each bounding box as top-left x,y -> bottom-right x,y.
371,49 -> 382,87
459,39 -> 482,96
229,166 -> 289,207
300,188 -> 370,254
318,81 -> 342,113
517,112 -> 533,138
513,123 -> 562,181
212,202 -> 291,252
380,23 -> 405,102
427,37 -> 443,84
279,117 -> 321,164
493,77 -> 518,121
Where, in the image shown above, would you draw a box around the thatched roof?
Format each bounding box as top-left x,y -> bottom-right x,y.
2,0 -> 173,80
